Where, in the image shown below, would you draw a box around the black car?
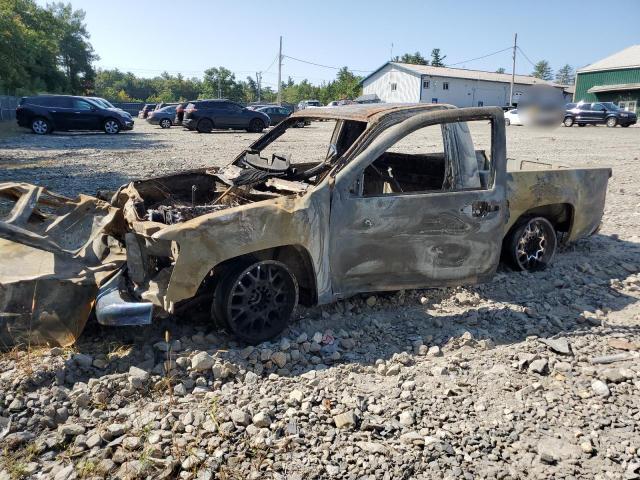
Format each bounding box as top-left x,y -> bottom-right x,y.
138,104 -> 156,119
16,95 -> 134,135
256,105 -> 309,128
564,102 -> 637,127
147,105 -> 177,128
174,101 -> 191,125
182,99 -> 270,133
255,105 -> 292,124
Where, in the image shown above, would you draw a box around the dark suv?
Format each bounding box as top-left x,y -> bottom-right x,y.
16,95 -> 134,135
564,102 -> 637,127
182,100 -> 270,133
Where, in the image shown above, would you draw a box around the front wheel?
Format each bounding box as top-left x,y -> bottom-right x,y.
103,119 -> 120,134
505,118 -> 511,126
563,117 -> 574,127
248,119 -> 265,133
606,117 -> 617,128
31,118 -> 51,135
212,260 -> 298,344
504,217 -> 557,272
160,118 -> 171,129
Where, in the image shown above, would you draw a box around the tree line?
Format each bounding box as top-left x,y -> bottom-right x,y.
95,66 -> 363,105
0,0 -> 96,96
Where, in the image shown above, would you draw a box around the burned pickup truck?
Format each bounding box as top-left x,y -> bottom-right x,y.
0,104 -> 611,346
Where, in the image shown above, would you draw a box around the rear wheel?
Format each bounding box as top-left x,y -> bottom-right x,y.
563,116 -> 574,127
248,118 -> 265,133
622,124 -> 630,127
103,119 -> 120,134
606,117 -> 617,128
197,118 -> 213,133
212,260 -> 298,344
505,118 -> 511,126
505,217 -> 557,272
578,123 -> 586,127
31,118 -> 51,135
160,118 -> 171,129
294,120 -> 306,128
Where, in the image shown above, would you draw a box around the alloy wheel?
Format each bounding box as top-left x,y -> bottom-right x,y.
515,219 -> 555,270
32,119 -> 48,134
221,260 -> 297,343
104,120 -> 120,134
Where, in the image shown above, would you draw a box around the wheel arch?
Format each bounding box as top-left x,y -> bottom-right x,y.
505,202 -> 575,243
192,244 -> 318,307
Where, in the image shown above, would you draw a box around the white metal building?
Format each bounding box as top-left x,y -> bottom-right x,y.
361,62 -> 565,107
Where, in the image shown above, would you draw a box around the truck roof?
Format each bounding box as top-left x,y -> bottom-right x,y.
291,102 -> 456,122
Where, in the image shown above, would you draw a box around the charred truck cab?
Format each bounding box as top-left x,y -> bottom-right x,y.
0,104 -> 611,346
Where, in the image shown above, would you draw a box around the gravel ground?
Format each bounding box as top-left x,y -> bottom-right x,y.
0,119 -> 639,479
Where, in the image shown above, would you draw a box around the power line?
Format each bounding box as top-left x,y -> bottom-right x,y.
283,54 -> 372,73
447,47 -> 513,67
263,54 -> 279,74
516,46 -> 536,67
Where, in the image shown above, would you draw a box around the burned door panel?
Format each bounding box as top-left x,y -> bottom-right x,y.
328,190 -> 505,295
328,109 -> 508,297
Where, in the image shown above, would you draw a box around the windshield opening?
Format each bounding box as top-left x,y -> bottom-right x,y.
221,118 -> 367,192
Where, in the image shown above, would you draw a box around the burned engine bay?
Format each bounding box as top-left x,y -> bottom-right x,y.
116,150 -> 325,226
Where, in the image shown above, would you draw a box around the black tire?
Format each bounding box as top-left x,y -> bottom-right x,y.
31,117 -> 51,135
103,118 -> 120,134
622,124 -> 630,128
606,117 -> 617,128
160,118 -> 172,129
197,118 -> 213,133
248,118 -> 265,133
504,217 -> 557,272
294,120 -> 306,128
563,116 -> 574,127
578,123 -> 586,127
505,118 -> 511,126
212,259 -> 298,344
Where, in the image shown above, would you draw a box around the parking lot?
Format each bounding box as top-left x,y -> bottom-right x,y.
1,118 -> 640,478
1,119 -> 638,240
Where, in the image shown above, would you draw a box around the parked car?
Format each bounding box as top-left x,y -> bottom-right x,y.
16,95 -> 134,135
297,100 -> 322,110
174,102 -> 191,126
563,102 -> 637,127
87,97 -> 134,120
154,102 -> 178,111
326,100 -> 356,107
255,105 -> 293,125
504,109 -> 523,126
147,105 -> 177,128
138,104 -> 156,119
182,100 -> 270,133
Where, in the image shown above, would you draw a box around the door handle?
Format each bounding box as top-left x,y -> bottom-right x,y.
465,201 -> 500,218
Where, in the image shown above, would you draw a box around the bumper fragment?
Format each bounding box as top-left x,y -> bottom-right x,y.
96,269 -> 153,326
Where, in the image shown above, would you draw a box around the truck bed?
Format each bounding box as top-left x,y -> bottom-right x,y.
506,159 -> 611,242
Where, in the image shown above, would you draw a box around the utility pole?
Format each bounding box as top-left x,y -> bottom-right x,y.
390,42 -> 394,61
217,76 -> 221,99
277,36 -> 283,105
256,72 -> 262,102
509,33 -> 517,107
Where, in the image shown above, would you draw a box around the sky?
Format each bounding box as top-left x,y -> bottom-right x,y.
61,0 -> 640,85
